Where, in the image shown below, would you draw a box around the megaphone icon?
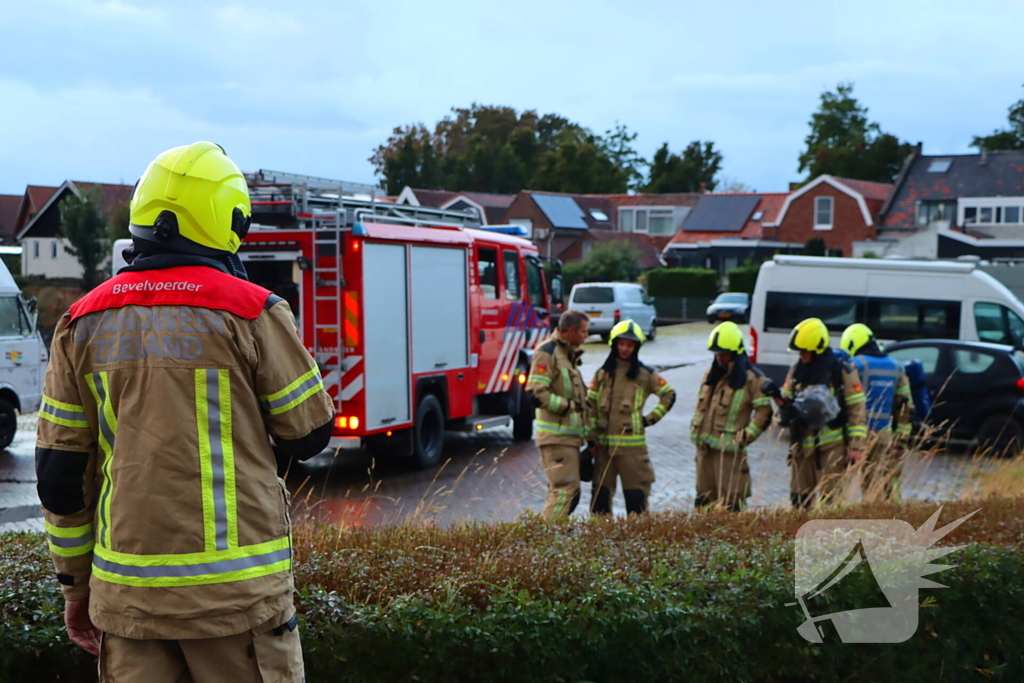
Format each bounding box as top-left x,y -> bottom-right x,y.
794,540 -> 893,643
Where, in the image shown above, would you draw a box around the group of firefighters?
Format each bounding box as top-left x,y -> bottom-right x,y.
527,310 -> 916,519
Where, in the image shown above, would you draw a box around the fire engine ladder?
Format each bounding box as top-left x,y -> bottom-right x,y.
305,203 -> 346,405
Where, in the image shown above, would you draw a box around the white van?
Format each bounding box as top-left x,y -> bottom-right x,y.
749,255 -> 1024,383
112,238 -> 132,275
568,282 -> 658,341
0,261 -> 47,449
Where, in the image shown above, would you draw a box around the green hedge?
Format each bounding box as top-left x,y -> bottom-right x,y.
3,502 -> 1023,681
727,264 -> 762,294
646,267 -> 718,299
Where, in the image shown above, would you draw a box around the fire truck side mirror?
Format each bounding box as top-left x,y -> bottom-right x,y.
297,256 -> 312,271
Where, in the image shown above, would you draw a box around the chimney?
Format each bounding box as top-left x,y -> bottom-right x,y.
789,182 -> 801,191
699,181 -> 707,193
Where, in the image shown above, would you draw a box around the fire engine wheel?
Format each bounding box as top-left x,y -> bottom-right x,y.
0,399 -> 16,451
413,394 -> 446,469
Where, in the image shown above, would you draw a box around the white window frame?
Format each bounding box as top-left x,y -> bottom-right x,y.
647,208 -> 675,236
628,206 -> 676,234
959,197 -> 1024,227
814,196 -> 833,230
635,208 -> 649,233
618,208 -> 634,233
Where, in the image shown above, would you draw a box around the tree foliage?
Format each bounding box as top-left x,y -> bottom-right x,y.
642,141 -> 722,193
58,187 -> 108,290
798,83 -> 913,183
562,241 -> 642,291
971,84 -> 1024,152
803,237 -> 827,256
106,200 -> 131,242
370,104 -> 645,195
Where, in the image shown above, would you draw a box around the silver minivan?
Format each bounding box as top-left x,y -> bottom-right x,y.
568,282 -> 657,341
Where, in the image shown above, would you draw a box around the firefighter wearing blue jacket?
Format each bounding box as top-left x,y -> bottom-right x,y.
840,324 -> 915,501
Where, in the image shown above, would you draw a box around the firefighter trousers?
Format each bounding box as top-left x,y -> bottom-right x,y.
590,445 -> 656,515
862,430 -> 902,502
540,444 -> 581,519
99,609 -> 304,683
694,445 -> 751,511
790,439 -> 847,508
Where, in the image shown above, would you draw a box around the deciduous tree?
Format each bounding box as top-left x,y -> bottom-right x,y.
59,186 -> 108,290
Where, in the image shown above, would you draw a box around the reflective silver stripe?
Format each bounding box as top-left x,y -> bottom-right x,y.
93,373 -> 116,548
93,547 -> 291,579
261,373 -> 322,412
205,370 -> 229,552
48,531 -> 94,549
42,404 -> 87,422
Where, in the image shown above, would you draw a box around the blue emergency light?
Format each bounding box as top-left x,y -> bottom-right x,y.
478,225 -> 530,237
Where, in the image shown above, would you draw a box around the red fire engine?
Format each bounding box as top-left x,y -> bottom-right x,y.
239,171 -> 562,468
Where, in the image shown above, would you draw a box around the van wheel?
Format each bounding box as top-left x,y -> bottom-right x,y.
977,415 -> 1024,457
0,399 -> 16,451
413,394 -> 446,469
646,324 -> 657,342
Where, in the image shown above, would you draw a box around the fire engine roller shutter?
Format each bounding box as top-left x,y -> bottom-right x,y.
362,242 -> 412,428
410,246 -> 469,374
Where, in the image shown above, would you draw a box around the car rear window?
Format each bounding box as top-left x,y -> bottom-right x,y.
716,294 -> 748,304
573,286 -> 614,304
953,349 -> 996,374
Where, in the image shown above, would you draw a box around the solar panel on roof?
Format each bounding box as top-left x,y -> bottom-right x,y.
682,195 -> 761,233
533,194 -> 588,229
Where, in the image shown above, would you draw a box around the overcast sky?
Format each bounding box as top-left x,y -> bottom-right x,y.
1,0 -> 1022,196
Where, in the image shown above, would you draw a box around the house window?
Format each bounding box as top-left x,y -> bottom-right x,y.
33,241 -> 39,259
1007,206 -> 1021,224
814,197 -> 833,229
582,241 -> 593,258
51,241 -> 58,259
635,209 -> 648,233
648,209 -> 674,235
960,198 -> 1024,227
619,209 -> 634,233
917,201 -> 953,226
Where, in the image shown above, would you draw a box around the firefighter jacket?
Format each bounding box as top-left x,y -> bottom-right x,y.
587,357 -> 675,454
526,330 -> 588,447
782,350 -> 868,453
852,353 -> 914,440
690,356 -> 773,451
35,258 -> 335,640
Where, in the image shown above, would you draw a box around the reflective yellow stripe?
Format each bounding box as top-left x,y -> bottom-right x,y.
197,369 -> 238,552
725,389 -> 746,435
652,404 -> 668,418
744,423 -> 763,439
45,521 -> 95,557
847,426 -> 868,438
220,370 -> 237,549
896,424 -> 912,435
751,396 -> 772,407
655,383 -> 673,397
41,396 -> 89,428
535,420 -> 584,436
597,434 -> 646,446
86,372 -> 116,549
846,392 -> 866,405
548,394 -> 563,413
528,374 -> 552,385
92,537 -> 291,588
260,367 -> 323,415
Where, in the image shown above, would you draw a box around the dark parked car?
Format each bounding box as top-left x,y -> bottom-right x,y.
706,292 -> 750,324
886,339 -> 1024,453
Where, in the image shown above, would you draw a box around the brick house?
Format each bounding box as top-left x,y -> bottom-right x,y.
16,181 -> 133,279
764,175 -> 893,257
870,148 -> 1024,259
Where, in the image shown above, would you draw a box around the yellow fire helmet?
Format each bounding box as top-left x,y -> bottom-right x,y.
788,317 -> 830,354
129,141 -> 251,255
840,323 -> 875,356
608,319 -> 646,346
708,321 -> 744,353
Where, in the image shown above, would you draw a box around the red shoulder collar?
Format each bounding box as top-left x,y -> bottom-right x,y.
70,266 -> 273,321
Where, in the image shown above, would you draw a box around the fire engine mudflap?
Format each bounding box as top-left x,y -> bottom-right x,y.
241,218 -> 557,469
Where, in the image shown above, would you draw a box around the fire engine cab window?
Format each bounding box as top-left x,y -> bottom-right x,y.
478,248 -> 498,300
503,251 -> 520,300
525,259 -> 544,307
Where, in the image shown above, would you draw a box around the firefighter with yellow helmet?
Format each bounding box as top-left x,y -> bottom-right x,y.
36,142 -> 333,680
586,319 -> 675,515
777,318 -> 867,508
840,323 -> 914,501
689,321 -> 774,511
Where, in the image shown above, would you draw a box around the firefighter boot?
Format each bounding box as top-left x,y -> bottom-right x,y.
623,489 -> 647,515
590,486 -> 612,515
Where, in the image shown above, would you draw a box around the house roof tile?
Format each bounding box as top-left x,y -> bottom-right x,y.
667,193 -> 787,245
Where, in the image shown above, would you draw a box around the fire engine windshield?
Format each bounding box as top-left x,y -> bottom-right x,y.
0,297 -> 31,337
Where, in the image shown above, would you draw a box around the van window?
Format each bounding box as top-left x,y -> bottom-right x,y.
477,248 -> 498,300
525,258 -> 544,307
975,302 -> 1024,347
503,251 -> 520,301
573,286 -> 614,304
764,292 -> 861,331
623,287 -> 644,304
0,297 -> 29,336
867,298 -> 960,340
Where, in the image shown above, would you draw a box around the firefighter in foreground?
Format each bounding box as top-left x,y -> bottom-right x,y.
526,309 -> 591,519
586,320 -> 675,515
35,142 -> 334,681
777,318 -> 867,508
689,322 -> 773,511
840,323 -> 914,501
